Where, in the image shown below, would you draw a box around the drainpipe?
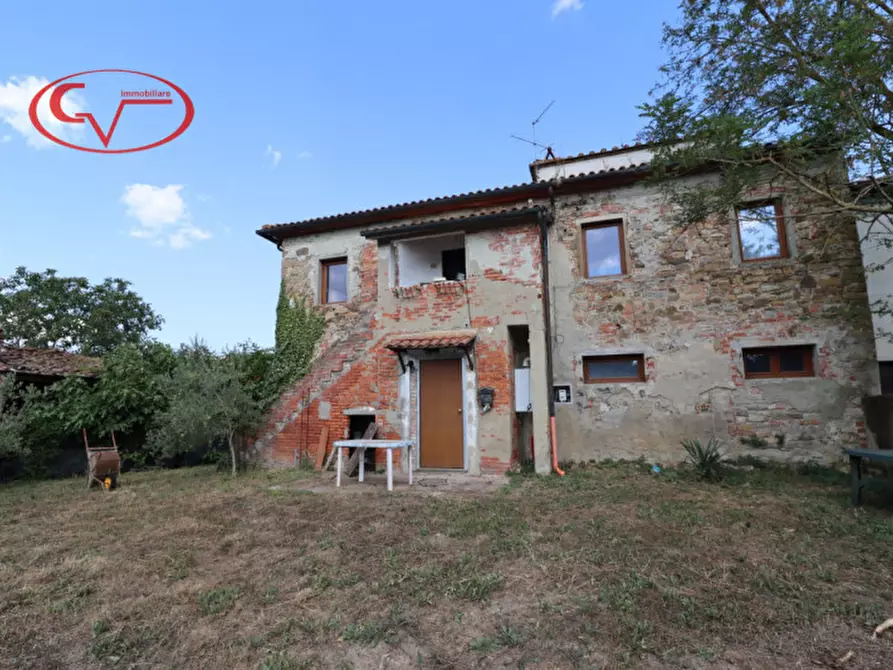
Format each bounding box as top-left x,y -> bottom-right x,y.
537,203 -> 565,477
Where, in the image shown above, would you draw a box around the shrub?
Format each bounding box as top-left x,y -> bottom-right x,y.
681,437 -> 725,481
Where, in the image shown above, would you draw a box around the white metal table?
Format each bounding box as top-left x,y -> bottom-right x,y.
333,439 -> 414,491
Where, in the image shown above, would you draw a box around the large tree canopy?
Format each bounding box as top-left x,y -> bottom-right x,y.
0,267 -> 163,356
639,0 -> 893,229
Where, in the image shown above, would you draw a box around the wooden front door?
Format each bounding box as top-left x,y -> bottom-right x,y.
419,358 -> 464,468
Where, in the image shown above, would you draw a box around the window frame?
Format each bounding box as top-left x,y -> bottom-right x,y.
582,353 -> 646,384
581,220 -> 627,278
742,345 -> 815,379
320,257 -> 348,305
735,199 -> 789,263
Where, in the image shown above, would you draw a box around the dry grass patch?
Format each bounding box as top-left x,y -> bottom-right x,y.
1,462 -> 892,668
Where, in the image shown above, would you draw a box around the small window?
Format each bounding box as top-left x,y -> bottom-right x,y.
321,257 -> 347,304
583,354 -> 645,383
442,248 -> 466,281
582,221 -> 626,277
742,345 -> 814,379
736,201 -> 788,261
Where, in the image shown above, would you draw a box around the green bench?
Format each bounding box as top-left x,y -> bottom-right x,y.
846,448 -> 893,506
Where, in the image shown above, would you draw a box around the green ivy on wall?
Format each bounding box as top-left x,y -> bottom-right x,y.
274,280 -> 325,386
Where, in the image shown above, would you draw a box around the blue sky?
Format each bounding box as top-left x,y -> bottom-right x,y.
0,0 -> 676,350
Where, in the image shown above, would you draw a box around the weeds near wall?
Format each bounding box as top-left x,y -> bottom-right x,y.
681,437 -> 725,481
740,435 -> 769,449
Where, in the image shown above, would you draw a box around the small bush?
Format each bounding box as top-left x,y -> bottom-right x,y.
681,437 -> 725,481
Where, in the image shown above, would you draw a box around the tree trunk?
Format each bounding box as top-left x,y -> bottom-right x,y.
228,431 -> 237,476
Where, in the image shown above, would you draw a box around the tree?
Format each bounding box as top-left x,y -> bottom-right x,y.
0,380 -> 72,476
0,267 -> 163,356
146,341 -> 274,475
47,341 -> 176,438
0,376 -> 27,461
639,1 -> 893,234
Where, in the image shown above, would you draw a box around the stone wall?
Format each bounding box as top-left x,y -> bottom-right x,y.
258,170 -> 878,470
548,175 -> 878,464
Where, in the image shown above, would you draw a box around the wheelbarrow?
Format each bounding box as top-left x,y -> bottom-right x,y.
83,429 -> 121,490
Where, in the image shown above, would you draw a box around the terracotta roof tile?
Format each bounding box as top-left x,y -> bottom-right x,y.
0,346 -> 101,379
259,182 -> 538,233
257,160 -> 654,242
387,330 -> 476,350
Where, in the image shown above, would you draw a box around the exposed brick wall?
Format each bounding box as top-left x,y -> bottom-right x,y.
256,219 -> 546,474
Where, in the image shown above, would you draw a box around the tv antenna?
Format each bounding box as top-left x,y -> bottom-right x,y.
511,100 -> 556,160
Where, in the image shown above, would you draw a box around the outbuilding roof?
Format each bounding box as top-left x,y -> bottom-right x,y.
0,346 -> 101,380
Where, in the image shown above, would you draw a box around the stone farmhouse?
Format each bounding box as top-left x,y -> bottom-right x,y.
254,144 -> 878,475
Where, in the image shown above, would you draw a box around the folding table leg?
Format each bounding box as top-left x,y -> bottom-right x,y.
359,448 -> 365,483
386,449 -> 393,492
336,448 -> 342,488
850,455 -> 863,507
408,446 -> 413,486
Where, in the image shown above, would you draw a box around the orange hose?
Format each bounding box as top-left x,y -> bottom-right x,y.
550,416 -> 565,476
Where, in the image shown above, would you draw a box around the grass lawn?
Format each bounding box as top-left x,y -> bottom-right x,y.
1,462 -> 893,669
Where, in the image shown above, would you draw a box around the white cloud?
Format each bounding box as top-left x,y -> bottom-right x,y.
0,134 -> 11,143
121,184 -> 212,250
552,0 -> 583,18
196,193 -> 211,203
0,75 -> 86,148
169,225 -> 212,250
297,150 -> 313,160
266,144 -> 282,167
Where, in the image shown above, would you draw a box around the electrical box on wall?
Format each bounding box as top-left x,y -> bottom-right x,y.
553,385 -> 572,404
514,368 -> 532,412
479,387 -> 495,413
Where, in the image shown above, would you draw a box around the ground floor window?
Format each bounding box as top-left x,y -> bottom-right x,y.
582,354 -> 645,383
743,345 -> 814,379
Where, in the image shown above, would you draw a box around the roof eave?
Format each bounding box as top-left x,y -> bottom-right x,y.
361,206 -> 544,242
257,164 -> 658,245
256,183 -> 547,245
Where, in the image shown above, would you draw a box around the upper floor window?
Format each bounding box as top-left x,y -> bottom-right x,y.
742,345 -> 814,379
736,201 -> 788,262
321,257 -> 347,304
583,220 -> 626,277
